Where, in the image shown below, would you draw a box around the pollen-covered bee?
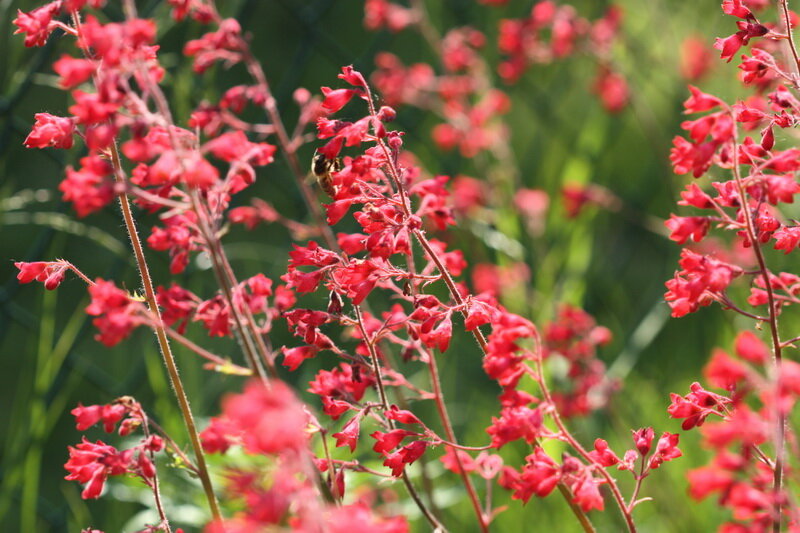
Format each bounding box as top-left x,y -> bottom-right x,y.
311,150 -> 342,198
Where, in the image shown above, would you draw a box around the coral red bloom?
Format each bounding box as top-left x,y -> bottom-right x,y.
60,156 -> 115,217
510,447 -> 562,503
588,438 -> 621,467
382,440 -> 428,477
86,279 -> 145,347
64,438 -> 132,499
220,380 -> 308,455
13,3 -> 61,47
486,406 -> 544,449
14,261 -> 69,290
332,416 -> 362,452
668,382 -> 731,430
24,113 -> 75,149
200,417 -> 237,454
52,55 -> 96,89
71,403 -> 127,433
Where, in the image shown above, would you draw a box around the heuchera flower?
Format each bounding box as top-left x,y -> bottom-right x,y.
71,403 -> 127,433
85,279 -> 146,347
219,380 -> 308,455
14,261 -> 69,290
24,113 -> 75,149
60,156 -> 116,217
664,250 -> 742,317
13,2 -> 61,47
64,438 -> 132,499
668,382 -> 731,430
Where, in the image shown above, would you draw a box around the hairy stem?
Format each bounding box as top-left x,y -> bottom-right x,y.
109,142 -> 221,520
353,305 -> 447,532
729,114 -> 785,532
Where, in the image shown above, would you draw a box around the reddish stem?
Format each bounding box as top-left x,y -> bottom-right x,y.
728,113 -> 785,532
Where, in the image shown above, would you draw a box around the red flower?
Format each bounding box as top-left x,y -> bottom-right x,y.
683,86 -> 725,114
13,3 -> 61,47
382,440 -> 428,477
704,349 -> 747,390
281,345 -> 319,371
440,446 -> 478,474
156,284 -> 198,333
71,403 -> 127,433
69,90 -> 119,125
200,417 -> 237,454
24,113 -> 75,149
332,416 -> 362,452
371,429 -> 417,454
632,427 -> 655,456
60,156 -> 115,217
681,36 -> 714,81
722,0 -> 752,18
773,226 -> 800,254
486,406 -> 544,449
734,331 -> 769,364
194,296 -> 231,337
647,432 -> 682,469
220,380 -> 308,455
588,438 -> 620,467
14,261 -> 69,290
321,87 -> 360,113
511,447 -> 561,503
64,438 -> 132,499
86,279 -> 145,347
665,215 -> 710,244
53,55 -> 96,89
385,405 -> 423,425
592,68 -> 629,113
664,250 -> 742,317
569,471 -> 605,512
668,382 -> 731,430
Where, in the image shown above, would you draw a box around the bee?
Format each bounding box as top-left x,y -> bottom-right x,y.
311,150 -> 342,198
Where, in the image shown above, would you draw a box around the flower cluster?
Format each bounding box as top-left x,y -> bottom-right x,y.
65,398 -> 163,501
668,332 -> 800,530
495,2 -> 629,113
663,1 -> 800,530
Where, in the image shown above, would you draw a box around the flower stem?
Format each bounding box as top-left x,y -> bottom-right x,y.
729,115 -> 785,532
109,142 -> 221,521
353,305 -> 447,532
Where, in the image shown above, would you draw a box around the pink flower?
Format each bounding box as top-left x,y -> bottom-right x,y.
332,415 -> 362,452
511,447 -> 561,503
14,261 -> 69,290
647,432 -> 682,469
382,440 -> 428,477
86,279 -> 145,347
52,55 -> 96,89
588,438 -> 620,467
681,36 -> 714,81
371,429 -> 417,454
24,113 -> 75,149
60,156 -> 115,217
734,331 -> 769,364
665,215 -> 710,244
668,382 -> 731,430
64,438 -> 131,499
200,417 -> 237,454
321,87 -> 360,113
221,380 -> 308,455
13,3 -> 61,47
71,403 -> 127,433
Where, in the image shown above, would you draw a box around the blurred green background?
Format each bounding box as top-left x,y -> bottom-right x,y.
0,0 -> 774,531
